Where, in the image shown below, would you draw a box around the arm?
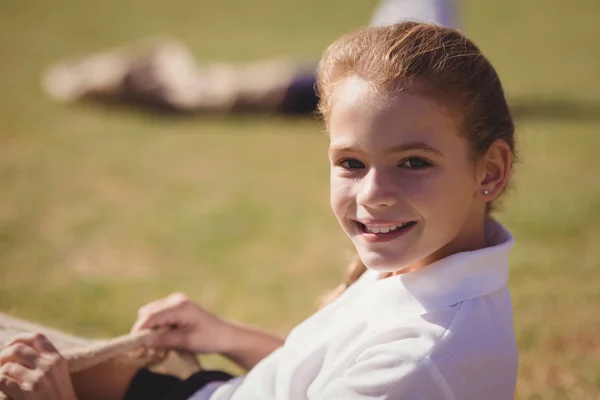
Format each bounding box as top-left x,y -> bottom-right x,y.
219,322 -> 284,371
70,358 -> 140,400
0,333 -> 78,400
317,339 -> 453,400
132,293 -> 284,371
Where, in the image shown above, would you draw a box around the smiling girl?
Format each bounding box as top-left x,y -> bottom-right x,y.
0,21 -> 518,400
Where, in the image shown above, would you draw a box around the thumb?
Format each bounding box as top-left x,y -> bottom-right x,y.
31,333 -> 61,357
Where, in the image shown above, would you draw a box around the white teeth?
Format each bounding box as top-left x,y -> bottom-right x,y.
364,222 -> 411,234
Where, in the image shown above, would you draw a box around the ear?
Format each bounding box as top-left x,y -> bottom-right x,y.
476,139 -> 513,201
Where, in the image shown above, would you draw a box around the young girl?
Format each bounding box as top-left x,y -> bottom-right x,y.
0,21 -> 518,400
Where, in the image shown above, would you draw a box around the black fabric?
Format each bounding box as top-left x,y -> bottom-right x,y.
123,368 -> 181,400
164,370 -> 235,400
123,368 -> 235,400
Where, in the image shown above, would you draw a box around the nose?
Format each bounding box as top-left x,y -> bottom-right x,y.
356,168 -> 397,209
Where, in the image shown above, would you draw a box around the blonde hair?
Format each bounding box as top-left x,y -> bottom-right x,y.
316,22 -> 515,306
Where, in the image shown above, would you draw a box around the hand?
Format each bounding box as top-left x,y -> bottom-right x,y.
0,333 -> 77,400
132,293 -> 233,355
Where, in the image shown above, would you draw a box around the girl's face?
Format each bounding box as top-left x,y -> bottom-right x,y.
328,76 -> 488,273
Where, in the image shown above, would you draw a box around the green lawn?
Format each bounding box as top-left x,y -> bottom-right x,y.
1,1 -> 599,399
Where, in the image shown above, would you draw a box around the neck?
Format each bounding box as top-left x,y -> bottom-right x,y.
390,211 -> 488,277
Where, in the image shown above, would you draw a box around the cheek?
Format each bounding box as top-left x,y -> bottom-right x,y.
398,167 -> 476,214
394,171 -> 447,205
330,175 -> 354,213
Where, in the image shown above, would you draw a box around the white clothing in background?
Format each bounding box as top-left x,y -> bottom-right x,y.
370,0 -> 457,28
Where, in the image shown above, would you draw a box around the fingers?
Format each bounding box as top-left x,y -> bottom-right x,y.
0,362 -> 40,385
4,333 -> 59,357
0,374 -> 21,400
132,292 -> 193,332
1,334 -> 65,375
4,332 -> 42,348
146,326 -> 192,351
0,335 -> 74,400
0,343 -> 39,369
1,334 -> 62,373
31,334 -> 60,357
0,360 -> 71,400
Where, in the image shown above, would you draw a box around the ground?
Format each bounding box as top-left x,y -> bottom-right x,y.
0,0 -> 599,398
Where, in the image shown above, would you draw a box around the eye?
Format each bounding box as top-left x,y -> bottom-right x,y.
339,158 -> 365,169
399,157 -> 432,169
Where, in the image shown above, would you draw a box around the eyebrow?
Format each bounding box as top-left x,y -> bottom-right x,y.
329,142 -> 444,157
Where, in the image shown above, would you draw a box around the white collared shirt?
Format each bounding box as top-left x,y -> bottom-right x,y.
192,219 -> 518,400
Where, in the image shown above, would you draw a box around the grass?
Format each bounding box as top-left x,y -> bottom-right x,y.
1,0 -> 599,398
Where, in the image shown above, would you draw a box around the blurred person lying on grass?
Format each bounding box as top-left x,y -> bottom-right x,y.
42,0 -> 457,116
1,19 -> 520,400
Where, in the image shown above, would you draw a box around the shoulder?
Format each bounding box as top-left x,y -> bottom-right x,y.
427,290 -> 519,400
315,334 -> 455,399
431,288 -> 517,360
360,283 -> 517,358
324,290 -> 517,399
310,305 -> 457,397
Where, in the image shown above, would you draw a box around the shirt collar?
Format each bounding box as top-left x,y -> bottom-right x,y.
357,219 -> 514,314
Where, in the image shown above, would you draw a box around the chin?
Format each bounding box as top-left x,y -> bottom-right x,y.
358,250 -> 412,273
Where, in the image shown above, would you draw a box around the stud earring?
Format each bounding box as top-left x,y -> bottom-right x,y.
483,190 -> 489,195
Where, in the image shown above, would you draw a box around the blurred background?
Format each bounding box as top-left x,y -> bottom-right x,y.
1,0 -> 599,399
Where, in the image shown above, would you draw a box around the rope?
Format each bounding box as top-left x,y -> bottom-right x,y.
0,323 -> 179,400
61,327 -> 168,373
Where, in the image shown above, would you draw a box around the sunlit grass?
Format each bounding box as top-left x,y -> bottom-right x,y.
1,1 -> 599,398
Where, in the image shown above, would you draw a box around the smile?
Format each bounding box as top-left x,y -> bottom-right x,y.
363,222 -> 412,234
354,220 -> 417,242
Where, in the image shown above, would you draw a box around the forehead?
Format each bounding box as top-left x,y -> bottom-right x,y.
328,76 -> 460,150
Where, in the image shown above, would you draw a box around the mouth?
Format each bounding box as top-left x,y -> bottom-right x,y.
354,220 -> 417,242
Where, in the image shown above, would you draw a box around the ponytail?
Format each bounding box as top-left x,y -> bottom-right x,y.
319,254 -> 367,309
